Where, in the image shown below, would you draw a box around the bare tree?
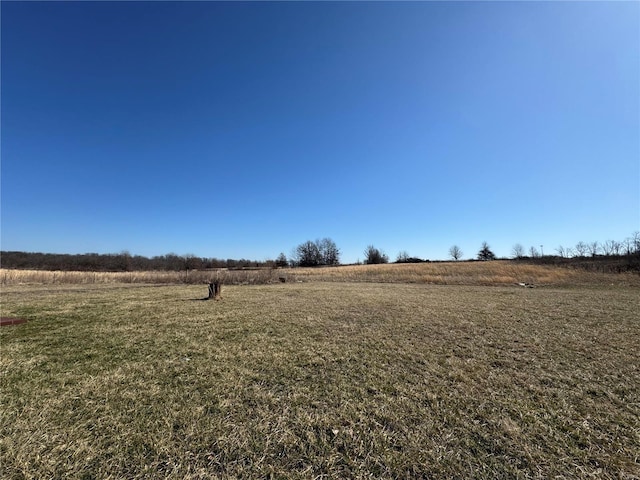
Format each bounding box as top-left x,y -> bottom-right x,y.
611,240 -> 622,256
294,240 -> 322,267
622,237 -> 634,255
317,238 -> 340,266
449,245 -> 463,261
364,245 -> 388,264
601,240 -> 616,256
529,246 -> 539,258
633,231 -> 640,253
621,234 -> 640,255
396,251 -> 410,263
574,241 -> 588,257
588,241 -> 599,257
511,243 -> 525,259
294,238 -> 340,267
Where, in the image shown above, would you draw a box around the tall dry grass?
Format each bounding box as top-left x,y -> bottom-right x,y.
2,261 -> 637,287
0,268 -> 276,286
282,260 -> 640,287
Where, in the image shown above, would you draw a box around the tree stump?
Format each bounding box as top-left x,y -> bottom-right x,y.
208,281 -> 222,300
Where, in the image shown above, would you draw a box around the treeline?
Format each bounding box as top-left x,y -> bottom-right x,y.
3,232 -> 638,273
507,232 -> 640,273
0,251 -> 273,272
518,252 -> 640,274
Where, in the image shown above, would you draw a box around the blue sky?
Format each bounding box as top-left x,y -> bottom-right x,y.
2,1 -> 638,263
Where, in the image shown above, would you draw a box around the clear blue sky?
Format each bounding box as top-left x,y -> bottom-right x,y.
2,1 -> 638,263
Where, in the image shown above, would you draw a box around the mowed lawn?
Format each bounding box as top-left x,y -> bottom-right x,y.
1,282 -> 639,479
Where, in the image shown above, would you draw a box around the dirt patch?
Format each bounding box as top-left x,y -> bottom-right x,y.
1,317 -> 27,326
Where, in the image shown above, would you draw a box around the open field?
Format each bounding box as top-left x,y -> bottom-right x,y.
1,281 -> 639,478
0,268 -> 273,286
285,261 -> 640,287
2,260 -> 639,287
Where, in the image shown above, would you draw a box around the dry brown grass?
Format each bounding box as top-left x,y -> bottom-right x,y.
1,282 -> 638,478
0,268 -> 275,286
2,261 -> 637,287
281,261 -> 640,287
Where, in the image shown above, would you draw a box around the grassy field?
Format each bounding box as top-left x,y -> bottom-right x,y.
2,260 -> 639,287
284,261 -> 640,287
1,280 -> 639,478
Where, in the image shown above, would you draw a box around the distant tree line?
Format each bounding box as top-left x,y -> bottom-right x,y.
0,251 -> 274,272
446,232 -> 640,263
521,232 -> 640,260
3,232 -> 638,273
281,241 -> 431,267
513,233 -> 640,273
446,232 -> 640,273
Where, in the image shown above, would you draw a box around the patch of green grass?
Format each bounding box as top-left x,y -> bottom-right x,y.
1,283 -> 639,478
